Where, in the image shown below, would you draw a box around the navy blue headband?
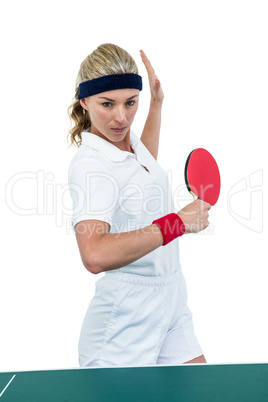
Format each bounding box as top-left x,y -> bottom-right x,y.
78,73 -> 142,100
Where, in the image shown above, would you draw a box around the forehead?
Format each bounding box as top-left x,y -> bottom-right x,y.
94,88 -> 140,101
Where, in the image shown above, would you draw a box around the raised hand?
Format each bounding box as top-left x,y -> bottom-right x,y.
140,50 -> 164,104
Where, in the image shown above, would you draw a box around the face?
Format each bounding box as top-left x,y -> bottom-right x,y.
80,88 -> 139,145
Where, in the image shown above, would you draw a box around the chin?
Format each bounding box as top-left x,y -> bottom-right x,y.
110,128 -> 129,138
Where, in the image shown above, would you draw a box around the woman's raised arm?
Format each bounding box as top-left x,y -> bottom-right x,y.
140,50 -> 164,160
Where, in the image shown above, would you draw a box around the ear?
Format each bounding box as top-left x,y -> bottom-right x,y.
80,98 -> 89,110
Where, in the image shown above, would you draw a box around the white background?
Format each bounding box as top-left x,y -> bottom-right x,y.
1,0 -> 267,372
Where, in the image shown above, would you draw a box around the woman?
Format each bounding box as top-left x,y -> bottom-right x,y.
68,43 -> 210,367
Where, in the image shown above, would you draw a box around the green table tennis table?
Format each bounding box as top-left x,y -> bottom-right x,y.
0,363 -> 267,401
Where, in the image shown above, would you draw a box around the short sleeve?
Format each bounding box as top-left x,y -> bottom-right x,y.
68,159 -> 119,229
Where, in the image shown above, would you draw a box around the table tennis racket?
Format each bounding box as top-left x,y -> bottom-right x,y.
184,148 -> 221,206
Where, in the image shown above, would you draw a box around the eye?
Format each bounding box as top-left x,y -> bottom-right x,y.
102,102 -> 112,108
126,100 -> 135,107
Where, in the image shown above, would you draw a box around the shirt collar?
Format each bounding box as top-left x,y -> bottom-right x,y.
81,129 -> 139,162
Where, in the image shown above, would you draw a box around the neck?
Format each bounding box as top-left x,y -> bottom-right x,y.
90,127 -> 133,153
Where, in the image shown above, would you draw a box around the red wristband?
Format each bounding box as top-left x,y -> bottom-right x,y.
153,213 -> 186,246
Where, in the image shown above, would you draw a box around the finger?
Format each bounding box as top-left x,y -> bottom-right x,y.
198,199 -> 212,210
206,202 -> 212,210
140,50 -> 150,67
140,50 -> 157,79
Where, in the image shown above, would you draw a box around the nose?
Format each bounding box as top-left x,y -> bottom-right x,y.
114,106 -> 127,124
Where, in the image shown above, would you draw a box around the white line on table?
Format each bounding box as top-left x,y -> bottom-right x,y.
0,375 -> 16,398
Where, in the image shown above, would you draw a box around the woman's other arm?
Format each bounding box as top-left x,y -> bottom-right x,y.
140,50 -> 164,160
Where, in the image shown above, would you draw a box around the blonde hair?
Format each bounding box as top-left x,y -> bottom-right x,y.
67,43 -> 139,147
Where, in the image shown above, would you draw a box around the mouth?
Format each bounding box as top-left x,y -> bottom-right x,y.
111,126 -> 127,134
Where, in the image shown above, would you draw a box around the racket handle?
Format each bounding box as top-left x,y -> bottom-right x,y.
190,191 -> 199,201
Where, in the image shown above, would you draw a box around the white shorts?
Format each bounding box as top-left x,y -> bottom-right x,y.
78,269 -> 203,367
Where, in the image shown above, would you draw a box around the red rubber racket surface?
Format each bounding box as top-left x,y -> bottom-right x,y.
185,148 -> 221,206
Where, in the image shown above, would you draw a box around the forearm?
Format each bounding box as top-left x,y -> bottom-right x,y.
77,200 -> 211,274
91,224 -> 164,274
140,101 -> 163,160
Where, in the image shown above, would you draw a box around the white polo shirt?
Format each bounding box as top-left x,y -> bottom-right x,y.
68,129 -> 181,276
